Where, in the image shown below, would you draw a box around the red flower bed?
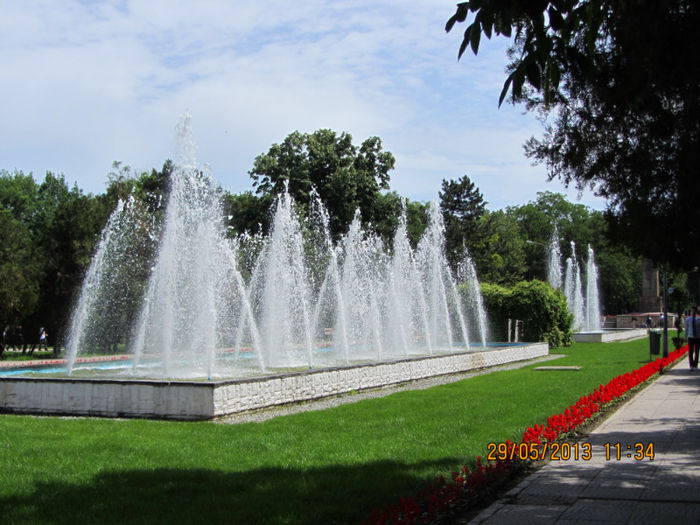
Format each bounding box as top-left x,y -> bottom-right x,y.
356,346 -> 688,525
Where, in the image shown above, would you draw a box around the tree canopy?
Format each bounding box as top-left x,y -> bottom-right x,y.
439,175 -> 486,268
446,0 -> 700,269
248,129 -> 396,239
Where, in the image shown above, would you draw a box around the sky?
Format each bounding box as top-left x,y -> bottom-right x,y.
0,0 -> 608,211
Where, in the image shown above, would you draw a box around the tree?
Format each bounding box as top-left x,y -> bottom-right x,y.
439,175 -> 486,269
35,177 -> 110,347
0,171 -> 43,329
222,191 -> 272,237
405,200 -> 429,247
507,191 -> 595,281
446,1 -> 700,269
0,209 -> 40,325
249,129 -> 395,238
505,191 -> 643,314
471,209 -> 527,285
135,160 -> 173,217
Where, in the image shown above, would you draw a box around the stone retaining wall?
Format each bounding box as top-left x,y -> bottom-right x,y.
0,343 -> 548,420
572,329 -> 648,343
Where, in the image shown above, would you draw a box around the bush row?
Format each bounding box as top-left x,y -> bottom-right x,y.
464,280 -> 572,349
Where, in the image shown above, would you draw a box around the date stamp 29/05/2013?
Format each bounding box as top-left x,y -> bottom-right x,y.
486,441 -> 655,462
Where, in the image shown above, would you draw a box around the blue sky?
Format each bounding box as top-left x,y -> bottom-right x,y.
0,0 -> 607,210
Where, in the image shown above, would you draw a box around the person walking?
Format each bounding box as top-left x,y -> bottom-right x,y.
36,327 -> 48,353
684,306 -> 700,370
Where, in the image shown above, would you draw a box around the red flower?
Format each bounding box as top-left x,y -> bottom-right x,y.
358,345 -> 689,525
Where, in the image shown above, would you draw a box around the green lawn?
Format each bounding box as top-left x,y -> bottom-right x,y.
0,349 -> 60,361
0,337 -> 660,524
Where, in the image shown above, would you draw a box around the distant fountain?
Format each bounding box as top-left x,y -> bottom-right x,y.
584,244 -> 602,331
64,118 -> 488,380
546,228 -> 563,291
561,240 -> 603,333
564,241 -> 586,332
383,203 -> 431,358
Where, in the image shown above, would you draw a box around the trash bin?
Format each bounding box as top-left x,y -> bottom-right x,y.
649,330 -> 661,358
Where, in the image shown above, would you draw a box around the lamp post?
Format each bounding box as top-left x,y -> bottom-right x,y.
662,266 -> 669,358
525,240 -> 546,274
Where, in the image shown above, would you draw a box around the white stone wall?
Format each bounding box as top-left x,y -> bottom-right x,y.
0,344 -> 548,420
0,379 -> 214,420
572,329 -> 648,343
212,344 -> 548,417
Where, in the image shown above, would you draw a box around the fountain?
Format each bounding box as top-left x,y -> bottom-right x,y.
564,241 -> 586,331
584,244 -> 602,332
544,232 -> 643,343
0,117 -> 550,419
65,195 -> 156,369
546,228 -> 563,291
68,183 -> 485,379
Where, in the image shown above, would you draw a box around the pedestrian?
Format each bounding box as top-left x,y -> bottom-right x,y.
684,306 -> 700,371
15,325 -> 25,353
37,327 -> 49,352
676,313 -> 684,338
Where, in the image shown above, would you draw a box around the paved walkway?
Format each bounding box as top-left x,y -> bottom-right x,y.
470,357 -> 700,524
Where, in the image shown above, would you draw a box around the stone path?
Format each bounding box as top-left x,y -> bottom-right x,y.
469,358 -> 700,524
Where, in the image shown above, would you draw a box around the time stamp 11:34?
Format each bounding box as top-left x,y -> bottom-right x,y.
486,441 -> 655,462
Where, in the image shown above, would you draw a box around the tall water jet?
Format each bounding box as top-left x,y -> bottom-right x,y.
66,196 -> 154,374
457,250 -> 488,347
546,227 -> 563,290
385,202 -> 433,357
564,241 -> 585,331
249,188 -> 315,369
417,200 -> 470,350
129,114 -> 250,378
584,244 -> 602,331
335,211 -> 387,361
310,194 -> 351,363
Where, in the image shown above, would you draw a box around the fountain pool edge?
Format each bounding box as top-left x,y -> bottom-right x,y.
572,328 -> 649,343
0,343 -> 548,420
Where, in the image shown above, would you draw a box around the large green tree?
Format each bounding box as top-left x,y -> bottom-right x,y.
0,209 -> 40,327
507,191 -> 596,280
471,209 -> 527,285
248,129 -> 395,238
439,175 -> 486,269
0,171 -> 109,346
505,191 -> 642,314
0,172 -> 44,331
446,1 -> 700,269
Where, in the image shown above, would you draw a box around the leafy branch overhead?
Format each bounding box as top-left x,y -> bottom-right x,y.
446,1 -> 602,106
446,1 -> 700,269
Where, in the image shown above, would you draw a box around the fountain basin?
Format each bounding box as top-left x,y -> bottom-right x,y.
572,328 -> 648,343
0,343 -> 547,420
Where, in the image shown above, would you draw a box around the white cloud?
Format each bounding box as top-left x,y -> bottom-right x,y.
0,0 -> 607,209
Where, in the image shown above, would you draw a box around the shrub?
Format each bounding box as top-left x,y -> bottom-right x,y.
480,280 -> 572,348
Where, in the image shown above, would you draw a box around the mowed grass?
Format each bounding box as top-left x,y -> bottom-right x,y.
0,337 -> 659,524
